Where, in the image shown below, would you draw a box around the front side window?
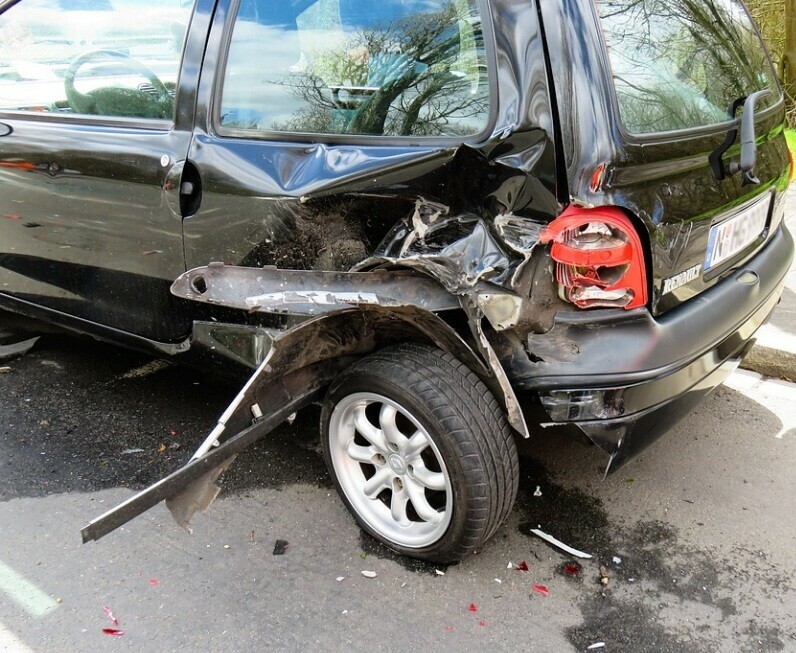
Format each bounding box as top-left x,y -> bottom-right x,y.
219,0 -> 490,137
596,0 -> 782,135
0,0 -> 194,119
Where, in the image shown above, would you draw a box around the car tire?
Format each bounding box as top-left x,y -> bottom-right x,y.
320,342 -> 519,563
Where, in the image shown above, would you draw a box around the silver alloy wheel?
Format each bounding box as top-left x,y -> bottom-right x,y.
327,392 -> 453,548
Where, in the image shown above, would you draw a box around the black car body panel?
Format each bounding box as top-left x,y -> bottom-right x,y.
0,0 -> 792,545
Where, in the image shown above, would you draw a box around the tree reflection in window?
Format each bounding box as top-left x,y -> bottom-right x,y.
219,0 -> 489,137
597,0 -> 781,134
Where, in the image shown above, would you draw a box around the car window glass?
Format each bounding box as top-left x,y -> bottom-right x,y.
596,0 -> 782,135
219,0 -> 490,137
0,0 -> 194,120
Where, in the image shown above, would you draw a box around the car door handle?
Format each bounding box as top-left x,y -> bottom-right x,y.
0,123 -> 12,137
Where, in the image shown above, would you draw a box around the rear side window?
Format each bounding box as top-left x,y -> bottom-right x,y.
218,0 -> 490,137
596,0 -> 782,135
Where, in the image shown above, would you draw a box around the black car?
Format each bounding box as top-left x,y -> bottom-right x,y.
0,0 -> 792,562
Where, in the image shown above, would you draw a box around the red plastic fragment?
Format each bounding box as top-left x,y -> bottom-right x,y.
445,626 -> 454,633
563,563 -> 582,576
478,621 -> 486,628
102,628 -> 124,637
516,561 -> 529,572
102,607 -> 119,626
170,429 -> 178,436
468,603 -> 478,613
149,578 -> 159,586
532,584 -> 550,597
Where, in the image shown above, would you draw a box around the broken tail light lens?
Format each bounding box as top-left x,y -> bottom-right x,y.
540,206 -> 648,310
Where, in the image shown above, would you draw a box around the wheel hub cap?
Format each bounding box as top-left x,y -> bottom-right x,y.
388,454 -> 406,475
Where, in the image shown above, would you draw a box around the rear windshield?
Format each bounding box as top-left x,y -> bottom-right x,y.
596,0 -> 782,135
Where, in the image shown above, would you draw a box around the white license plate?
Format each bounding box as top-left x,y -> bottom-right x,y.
704,197 -> 770,271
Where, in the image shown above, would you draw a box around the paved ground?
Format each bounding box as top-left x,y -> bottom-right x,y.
0,336 -> 794,652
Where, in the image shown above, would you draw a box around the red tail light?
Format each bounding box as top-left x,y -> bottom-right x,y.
540,206 -> 647,310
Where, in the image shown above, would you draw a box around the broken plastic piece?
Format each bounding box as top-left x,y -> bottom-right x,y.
563,562 -> 581,576
612,556 -> 622,564
532,584 -> 549,596
445,626 -> 454,633
148,578 -> 159,586
102,629 -> 124,637
121,448 -> 144,455
361,570 -> 377,578
516,561 -> 529,572
336,576 -> 345,582
468,603 -> 478,613
587,644 -> 606,650
478,621 -> 486,628
0,336 -> 39,362
273,539 -> 288,555
435,569 -> 445,576
102,607 -> 119,626
533,486 -> 542,497
529,528 -> 593,559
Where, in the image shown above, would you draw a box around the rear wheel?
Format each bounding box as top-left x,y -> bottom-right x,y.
320,343 -> 519,563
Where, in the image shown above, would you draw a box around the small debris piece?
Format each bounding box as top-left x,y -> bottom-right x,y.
102,629 -> 124,637
148,578 -> 159,586
336,576 -> 345,582
530,528 -> 593,559
273,540 -> 288,555
628,578 -> 636,583
563,562 -> 582,576
0,336 -> 39,362
435,569 -> 445,576
170,429 -> 178,436
612,556 -> 622,564
223,544 -> 230,550
625,478 -> 635,485
532,585 -> 549,597
361,570 -> 377,578
286,412 -> 297,425
533,486 -> 542,497
494,578 -> 502,584
516,561 -> 529,572
445,626 -> 453,633
121,448 -> 144,455
341,610 -> 348,615
250,530 -> 255,543
587,644 -> 606,650
468,603 -> 478,613
0,366 -> 11,374
599,565 -> 609,586
478,621 -> 486,628
506,562 -> 513,569
102,607 -> 119,626
56,598 -> 62,604
157,443 -> 166,453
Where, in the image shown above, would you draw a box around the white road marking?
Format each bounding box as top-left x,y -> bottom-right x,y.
0,621 -> 35,652
725,370 -> 796,439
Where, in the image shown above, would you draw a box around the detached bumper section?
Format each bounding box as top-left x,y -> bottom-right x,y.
519,223 -> 794,473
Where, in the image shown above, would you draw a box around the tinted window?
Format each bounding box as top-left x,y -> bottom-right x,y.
219,0 -> 490,137
0,0 -> 193,119
597,0 -> 781,134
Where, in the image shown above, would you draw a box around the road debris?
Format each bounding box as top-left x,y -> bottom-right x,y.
599,565 -> 609,586
516,560 -> 529,572
563,562 -> 582,576
121,448 -> 144,455
336,576 -> 345,582
361,570 -> 377,578
250,530 -> 255,543
273,540 -> 288,555
529,528 -> 593,559
468,603 -> 478,613
445,626 -> 454,633
102,607 -> 119,626
612,556 -> 622,564
102,628 -> 124,637
531,584 -> 549,597
0,366 -> 10,374
494,578 -> 502,584
587,643 -> 606,650
157,443 -> 166,453
0,336 -> 39,362
533,486 -> 542,497
148,578 -> 159,586
435,569 -> 445,576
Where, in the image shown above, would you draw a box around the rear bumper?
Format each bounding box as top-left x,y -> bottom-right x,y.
513,221 -> 794,473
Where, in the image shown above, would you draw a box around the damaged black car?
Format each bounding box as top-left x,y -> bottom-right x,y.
0,0 -> 792,562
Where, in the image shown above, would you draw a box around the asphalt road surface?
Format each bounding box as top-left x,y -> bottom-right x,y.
0,334 -> 794,652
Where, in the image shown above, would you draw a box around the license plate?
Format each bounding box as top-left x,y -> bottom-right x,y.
704,196 -> 770,271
